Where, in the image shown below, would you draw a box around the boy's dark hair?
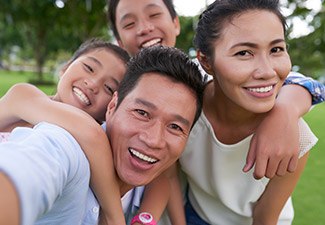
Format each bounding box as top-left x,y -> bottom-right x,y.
116,46 -> 204,128
68,38 -> 130,65
107,0 -> 177,40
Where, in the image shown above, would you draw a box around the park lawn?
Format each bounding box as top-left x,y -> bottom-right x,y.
293,103 -> 325,225
0,70 -> 56,96
1,70 -> 324,223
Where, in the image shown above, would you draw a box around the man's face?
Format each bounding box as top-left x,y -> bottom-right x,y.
105,73 -> 197,186
115,0 -> 180,56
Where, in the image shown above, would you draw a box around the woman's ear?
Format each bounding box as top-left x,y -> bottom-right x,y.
197,51 -> 213,74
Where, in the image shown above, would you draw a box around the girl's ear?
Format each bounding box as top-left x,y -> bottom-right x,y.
197,50 -> 214,74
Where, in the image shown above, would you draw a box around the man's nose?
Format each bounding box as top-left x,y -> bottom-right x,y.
139,122 -> 166,149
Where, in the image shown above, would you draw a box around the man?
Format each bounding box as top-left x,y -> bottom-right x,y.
0,46 -> 204,225
107,0 -> 325,178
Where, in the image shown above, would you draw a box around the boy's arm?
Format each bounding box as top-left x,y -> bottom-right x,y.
252,153 -> 309,225
245,73 -> 324,179
0,83 -> 125,225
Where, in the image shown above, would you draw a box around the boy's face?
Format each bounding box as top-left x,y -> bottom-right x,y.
105,73 -> 197,187
114,0 -> 180,56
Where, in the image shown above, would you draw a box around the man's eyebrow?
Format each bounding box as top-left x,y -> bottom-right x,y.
135,98 -> 191,127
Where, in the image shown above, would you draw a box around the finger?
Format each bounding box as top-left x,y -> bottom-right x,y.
244,136 -> 257,173
287,154 -> 298,173
253,155 -> 268,180
275,157 -> 290,177
264,157 -> 279,179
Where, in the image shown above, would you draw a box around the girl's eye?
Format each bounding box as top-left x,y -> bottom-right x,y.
123,22 -> 135,29
83,63 -> 94,72
104,84 -> 114,95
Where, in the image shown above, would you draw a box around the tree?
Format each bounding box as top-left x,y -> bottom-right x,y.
0,0 -> 110,82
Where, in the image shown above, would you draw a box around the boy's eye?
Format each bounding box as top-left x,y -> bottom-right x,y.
104,84 -> 114,95
150,12 -> 161,18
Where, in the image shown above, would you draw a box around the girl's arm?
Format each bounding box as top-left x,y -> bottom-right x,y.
252,152 -> 309,225
0,83 -> 125,225
133,163 -> 186,225
245,84 -> 312,179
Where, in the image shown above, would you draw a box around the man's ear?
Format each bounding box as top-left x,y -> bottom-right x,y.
197,51 -> 213,74
107,91 -> 118,116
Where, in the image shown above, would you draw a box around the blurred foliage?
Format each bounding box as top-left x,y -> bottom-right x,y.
0,0 -> 325,80
0,0 -> 110,80
285,0 -> 325,78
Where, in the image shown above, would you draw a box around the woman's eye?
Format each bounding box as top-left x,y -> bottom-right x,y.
271,47 -> 285,53
235,50 -> 251,56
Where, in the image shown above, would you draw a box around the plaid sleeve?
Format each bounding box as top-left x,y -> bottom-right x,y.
284,72 -> 325,105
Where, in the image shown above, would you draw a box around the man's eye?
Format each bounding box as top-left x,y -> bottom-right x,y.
169,123 -> 183,132
136,109 -> 148,117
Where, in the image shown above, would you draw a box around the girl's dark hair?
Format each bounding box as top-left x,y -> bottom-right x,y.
107,0 -> 177,40
194,0 -> 287,58
117,46 -> 204,128
68,38 -> 130,65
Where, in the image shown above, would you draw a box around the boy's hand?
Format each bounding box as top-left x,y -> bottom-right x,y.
243,104 -> 299,179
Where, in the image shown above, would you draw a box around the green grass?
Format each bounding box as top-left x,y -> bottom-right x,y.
0,70 -> 324,223
0,70 -> 56,96
293,103 -> 325,225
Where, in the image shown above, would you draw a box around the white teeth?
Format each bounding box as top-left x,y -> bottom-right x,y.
247,86 -> 273,93
73,87 -> 91,105
129,148 -> 158,163
141,38 -> 161,48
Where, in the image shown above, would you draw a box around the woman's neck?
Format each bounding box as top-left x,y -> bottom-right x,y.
203,82 -> 266,144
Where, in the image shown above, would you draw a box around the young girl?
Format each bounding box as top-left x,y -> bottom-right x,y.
0,38 -> 130,225
180,0 -> 318,224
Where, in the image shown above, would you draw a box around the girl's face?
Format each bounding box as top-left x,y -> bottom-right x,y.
55,49 -> 126,121
207,10 -> 291,113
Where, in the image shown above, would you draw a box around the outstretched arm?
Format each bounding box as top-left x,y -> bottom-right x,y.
0,83 -> 125,225
245,73 -> 320,179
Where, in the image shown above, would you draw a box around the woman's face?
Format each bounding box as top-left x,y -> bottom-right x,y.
208,10 -> 291,113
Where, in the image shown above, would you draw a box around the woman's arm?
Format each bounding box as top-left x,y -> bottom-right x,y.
0,83 -> 125,225
252,152 -> 309,225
